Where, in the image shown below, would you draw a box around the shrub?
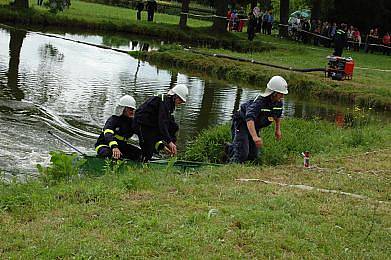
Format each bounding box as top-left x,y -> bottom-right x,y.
37,151 -> 86,183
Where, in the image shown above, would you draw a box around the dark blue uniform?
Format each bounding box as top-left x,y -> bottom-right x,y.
95,115 -> 141,161
333,29 -> 347,57
134,94 -> 179,161
228,95 -> 283,163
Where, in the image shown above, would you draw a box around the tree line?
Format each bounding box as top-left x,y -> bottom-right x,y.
11,0 -> 391,33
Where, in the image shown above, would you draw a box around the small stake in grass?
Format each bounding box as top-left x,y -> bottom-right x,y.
302,151 -> 310,168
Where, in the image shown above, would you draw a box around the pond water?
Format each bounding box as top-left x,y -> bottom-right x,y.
0,25 -> 388,179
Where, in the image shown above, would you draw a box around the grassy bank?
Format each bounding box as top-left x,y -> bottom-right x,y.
0,0 -> 269,52
183,117 -> 391,164
1,147 -> 390,257
131,46 -> 391,110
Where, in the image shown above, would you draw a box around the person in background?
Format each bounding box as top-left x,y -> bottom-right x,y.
134,84 -> 189,162
226,76 -> 288,164
267,11 -> 274,35
95,95 -> 141,161
237,6 -> 246,32
333,23 -> 347,56
353,27 -> 361,51
346,25 -> 354,50
262,10 -> 269,34
365,29 -> 375,53
383,32 -> 390,55
136,0 -> 144,21
146,0 -> 157,22
247,11 -> 257,41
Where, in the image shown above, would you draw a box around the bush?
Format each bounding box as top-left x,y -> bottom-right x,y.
37,151 -> 86,183
183,118 -> 389,165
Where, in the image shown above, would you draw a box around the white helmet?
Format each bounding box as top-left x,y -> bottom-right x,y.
260,76 -> 288,97
167,84 -> 189,102
118,95 -> 136,109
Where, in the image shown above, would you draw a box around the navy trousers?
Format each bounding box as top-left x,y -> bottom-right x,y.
228,118 -> 259,163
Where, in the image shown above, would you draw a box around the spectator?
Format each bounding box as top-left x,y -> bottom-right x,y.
373,28 -> 380,52
321,21 -> 330,47
136,0 -> 144,21
365,29 -> 375,53
146,0 -> 157,22
237,6 -> 246,32
247,12 -> 257,41
228,10 -> 238,31
267,11 -> 274,35
256,8 -> 264,33
383,32 -> 390,55
346,25 -> 354,50
313,20 -> 321,46
262,11 -> 269,34
301,18 -> 311,44
353,27 -> 361,51
329,22 -> 337,39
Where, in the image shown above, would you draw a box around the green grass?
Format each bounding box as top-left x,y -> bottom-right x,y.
1,0 -> 212,27
132,47 -> 391,109
183,117 -> 391,165
199,34 -> 391,92
1,148 -> 390,258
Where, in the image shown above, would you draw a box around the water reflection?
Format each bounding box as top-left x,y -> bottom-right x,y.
6,29 -> 26,100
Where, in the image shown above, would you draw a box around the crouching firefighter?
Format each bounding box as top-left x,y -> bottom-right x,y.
95,95 -> 142,161
226,76 -> 288,163
134,84 -> 189,161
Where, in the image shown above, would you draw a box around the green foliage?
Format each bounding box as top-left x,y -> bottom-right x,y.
183,123 -> 231,163
184,118 -> 389,165
137,46 -> 391,110
44,0 -> 71,14
37,151 -> 86,183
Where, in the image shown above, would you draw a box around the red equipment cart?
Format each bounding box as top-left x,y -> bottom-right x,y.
325,56 -> 355,80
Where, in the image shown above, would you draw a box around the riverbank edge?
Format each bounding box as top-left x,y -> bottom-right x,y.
0,6 -> 274,53
130,49 -> 391,110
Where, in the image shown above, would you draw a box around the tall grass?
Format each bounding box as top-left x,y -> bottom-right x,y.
183,117 -> 391,165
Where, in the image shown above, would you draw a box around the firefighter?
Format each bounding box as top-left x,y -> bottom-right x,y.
95,95 -> 141,161
226,76 -> 288,163
134,84 -> 189,161
333,24 -> 347,57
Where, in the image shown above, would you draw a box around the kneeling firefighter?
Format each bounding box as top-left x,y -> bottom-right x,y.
227,76 -> 288,163
134,84 -> 189,161
95,95 -> 141,161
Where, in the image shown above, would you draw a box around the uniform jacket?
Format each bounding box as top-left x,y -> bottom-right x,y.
95,115 -> 137,150
134,94 -> 177,143
236,95 -> 283,132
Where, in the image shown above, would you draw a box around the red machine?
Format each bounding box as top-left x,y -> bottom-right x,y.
326,56 -> 355,80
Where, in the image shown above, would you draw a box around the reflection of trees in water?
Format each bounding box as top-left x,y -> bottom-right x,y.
194,80 -> 217,132
35,43 -> 65,104
102,35 -> 130,48
38,43 -> 64,62
169,71 -> 178,90
131,41 -> 151,51
5,29 -> 26,101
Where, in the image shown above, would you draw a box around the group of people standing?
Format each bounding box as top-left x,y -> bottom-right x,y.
290,19 -> 390,56
95,76 -> 289,164
247,7 -> 274,41
135,0 -> 157,22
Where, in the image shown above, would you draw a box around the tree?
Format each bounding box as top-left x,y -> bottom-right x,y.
179,0 -> 191,29
212,0 -> 229,33
13,0 -> 29,9
279,0 -> 289,37
311,0 -> 321,20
